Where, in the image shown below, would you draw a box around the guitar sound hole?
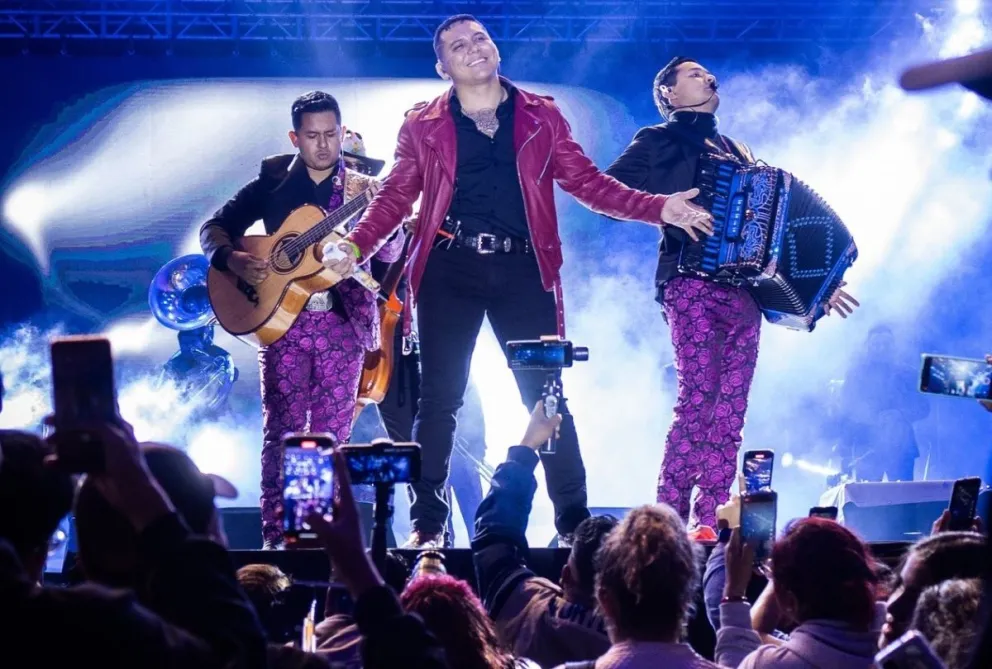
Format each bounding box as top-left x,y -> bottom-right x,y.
272,235 -> 304,273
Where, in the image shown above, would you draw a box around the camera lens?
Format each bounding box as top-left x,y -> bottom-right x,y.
573,346 -> 590,362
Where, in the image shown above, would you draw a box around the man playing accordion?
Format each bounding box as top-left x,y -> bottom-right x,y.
606,57 -> 859,540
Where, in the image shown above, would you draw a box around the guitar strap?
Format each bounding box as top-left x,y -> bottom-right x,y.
327,156 -> 347,213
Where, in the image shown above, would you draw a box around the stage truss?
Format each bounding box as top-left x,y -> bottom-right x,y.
0,1 -> 925,46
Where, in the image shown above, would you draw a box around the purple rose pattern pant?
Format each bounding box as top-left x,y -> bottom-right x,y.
658,277 -> 761,529
258,310 -> 365,543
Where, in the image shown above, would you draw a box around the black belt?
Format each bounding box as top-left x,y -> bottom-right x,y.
436,219 -> 532,255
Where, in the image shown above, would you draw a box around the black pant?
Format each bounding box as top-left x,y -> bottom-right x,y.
376,326 -> 487,542
446,380 -> 487,543
411,245 -> 589,538
377,327 -> 421,446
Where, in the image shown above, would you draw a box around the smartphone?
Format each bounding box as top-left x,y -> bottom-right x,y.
340,441 -> 421,484
875,630 -> 945,669
741,491 -> 777,564
919,354 -> 992,400
281,433 -> 336,545
742,449 -> 774,494
505,339 -> 588,371
809,506 -> 839,521
50,336 -> 118,473
947,476 -> 981,532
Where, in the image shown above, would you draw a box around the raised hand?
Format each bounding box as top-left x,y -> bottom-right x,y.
321,240 -> 358,279
824,281 -> 860,319
520,401 -> 563,450
306,448 -> 384,598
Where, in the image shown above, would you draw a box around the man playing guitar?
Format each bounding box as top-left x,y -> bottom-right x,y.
200,91 -> 404,548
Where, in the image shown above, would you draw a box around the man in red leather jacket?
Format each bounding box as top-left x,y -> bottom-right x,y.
326,14 -> 711,547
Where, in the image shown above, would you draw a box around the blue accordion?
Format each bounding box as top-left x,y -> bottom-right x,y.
677,155 -> 858,332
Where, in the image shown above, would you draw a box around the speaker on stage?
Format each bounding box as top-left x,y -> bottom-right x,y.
818,480 -> 990,542
219,503 -> 396,550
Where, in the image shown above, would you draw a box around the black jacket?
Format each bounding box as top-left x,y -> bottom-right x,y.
200,154 -> 340,272
605,123 -> 753,295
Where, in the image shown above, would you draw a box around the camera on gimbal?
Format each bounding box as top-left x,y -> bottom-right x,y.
504,337 -> 588,455
505,337 -> 589,371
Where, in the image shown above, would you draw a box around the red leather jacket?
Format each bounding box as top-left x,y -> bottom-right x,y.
347,79 -> 670,334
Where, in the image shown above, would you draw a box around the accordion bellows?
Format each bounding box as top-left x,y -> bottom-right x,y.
678,156 -> 858,332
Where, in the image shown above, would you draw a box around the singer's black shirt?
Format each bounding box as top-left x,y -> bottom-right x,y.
446,84 -> 529,239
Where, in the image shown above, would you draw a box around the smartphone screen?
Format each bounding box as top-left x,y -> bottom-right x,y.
341,442 -> 421,484
50,336 -> 118,473
743,450 -> 774,494
947,477 -> 981,532
51,336 -> 117,425
741,491 -> 777,563
809,506 -> 839,521
505,340 -> 573,370
920,355 -> 992,400
875,630 -> 945,669
282,438 -> 334,542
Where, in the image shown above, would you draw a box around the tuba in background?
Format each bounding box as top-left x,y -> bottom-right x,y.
149,254 -> 238,414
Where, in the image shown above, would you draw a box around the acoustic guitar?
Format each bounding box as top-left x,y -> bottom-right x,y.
206,184 -> 385,346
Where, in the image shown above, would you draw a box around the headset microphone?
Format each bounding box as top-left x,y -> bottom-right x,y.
668,86 -> 718,112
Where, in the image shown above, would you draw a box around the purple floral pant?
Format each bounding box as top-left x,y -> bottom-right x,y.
258,310 -> 365,543
658,277 -> 761,529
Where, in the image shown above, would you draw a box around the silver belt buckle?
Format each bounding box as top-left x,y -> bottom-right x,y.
475,233 -> 498,255
305,291 -> 333,312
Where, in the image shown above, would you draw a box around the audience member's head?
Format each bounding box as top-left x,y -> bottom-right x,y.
561,514 -> 619,607
770,518 -> 877,631
0,430 -> 75,581
594,504 -> 699,643
75,442 -> 231,590
910,578 -> 984,669
401,574 -> 515,669
881,530 -> 986,649
238,563 -> 292,640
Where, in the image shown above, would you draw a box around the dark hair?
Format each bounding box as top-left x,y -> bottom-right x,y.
401,574 -> 515,669
0,430 -> 74,555
570,514 -> 619,596
770,518 -> 877,630
433,14 -> 487,61
912,578 -> 984,669
595,504 -> 699,640
291,91 -> 342,131
238,563 -> 291,610
904,531 -> 987,586
653,56 -> 697,118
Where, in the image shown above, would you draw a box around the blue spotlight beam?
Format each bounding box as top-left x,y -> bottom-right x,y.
0,0 -> 926,45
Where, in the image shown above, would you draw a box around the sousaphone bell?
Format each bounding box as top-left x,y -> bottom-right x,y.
149,254 -> 237,413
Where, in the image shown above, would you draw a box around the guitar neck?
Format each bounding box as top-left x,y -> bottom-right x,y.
305,190 -> 373,247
